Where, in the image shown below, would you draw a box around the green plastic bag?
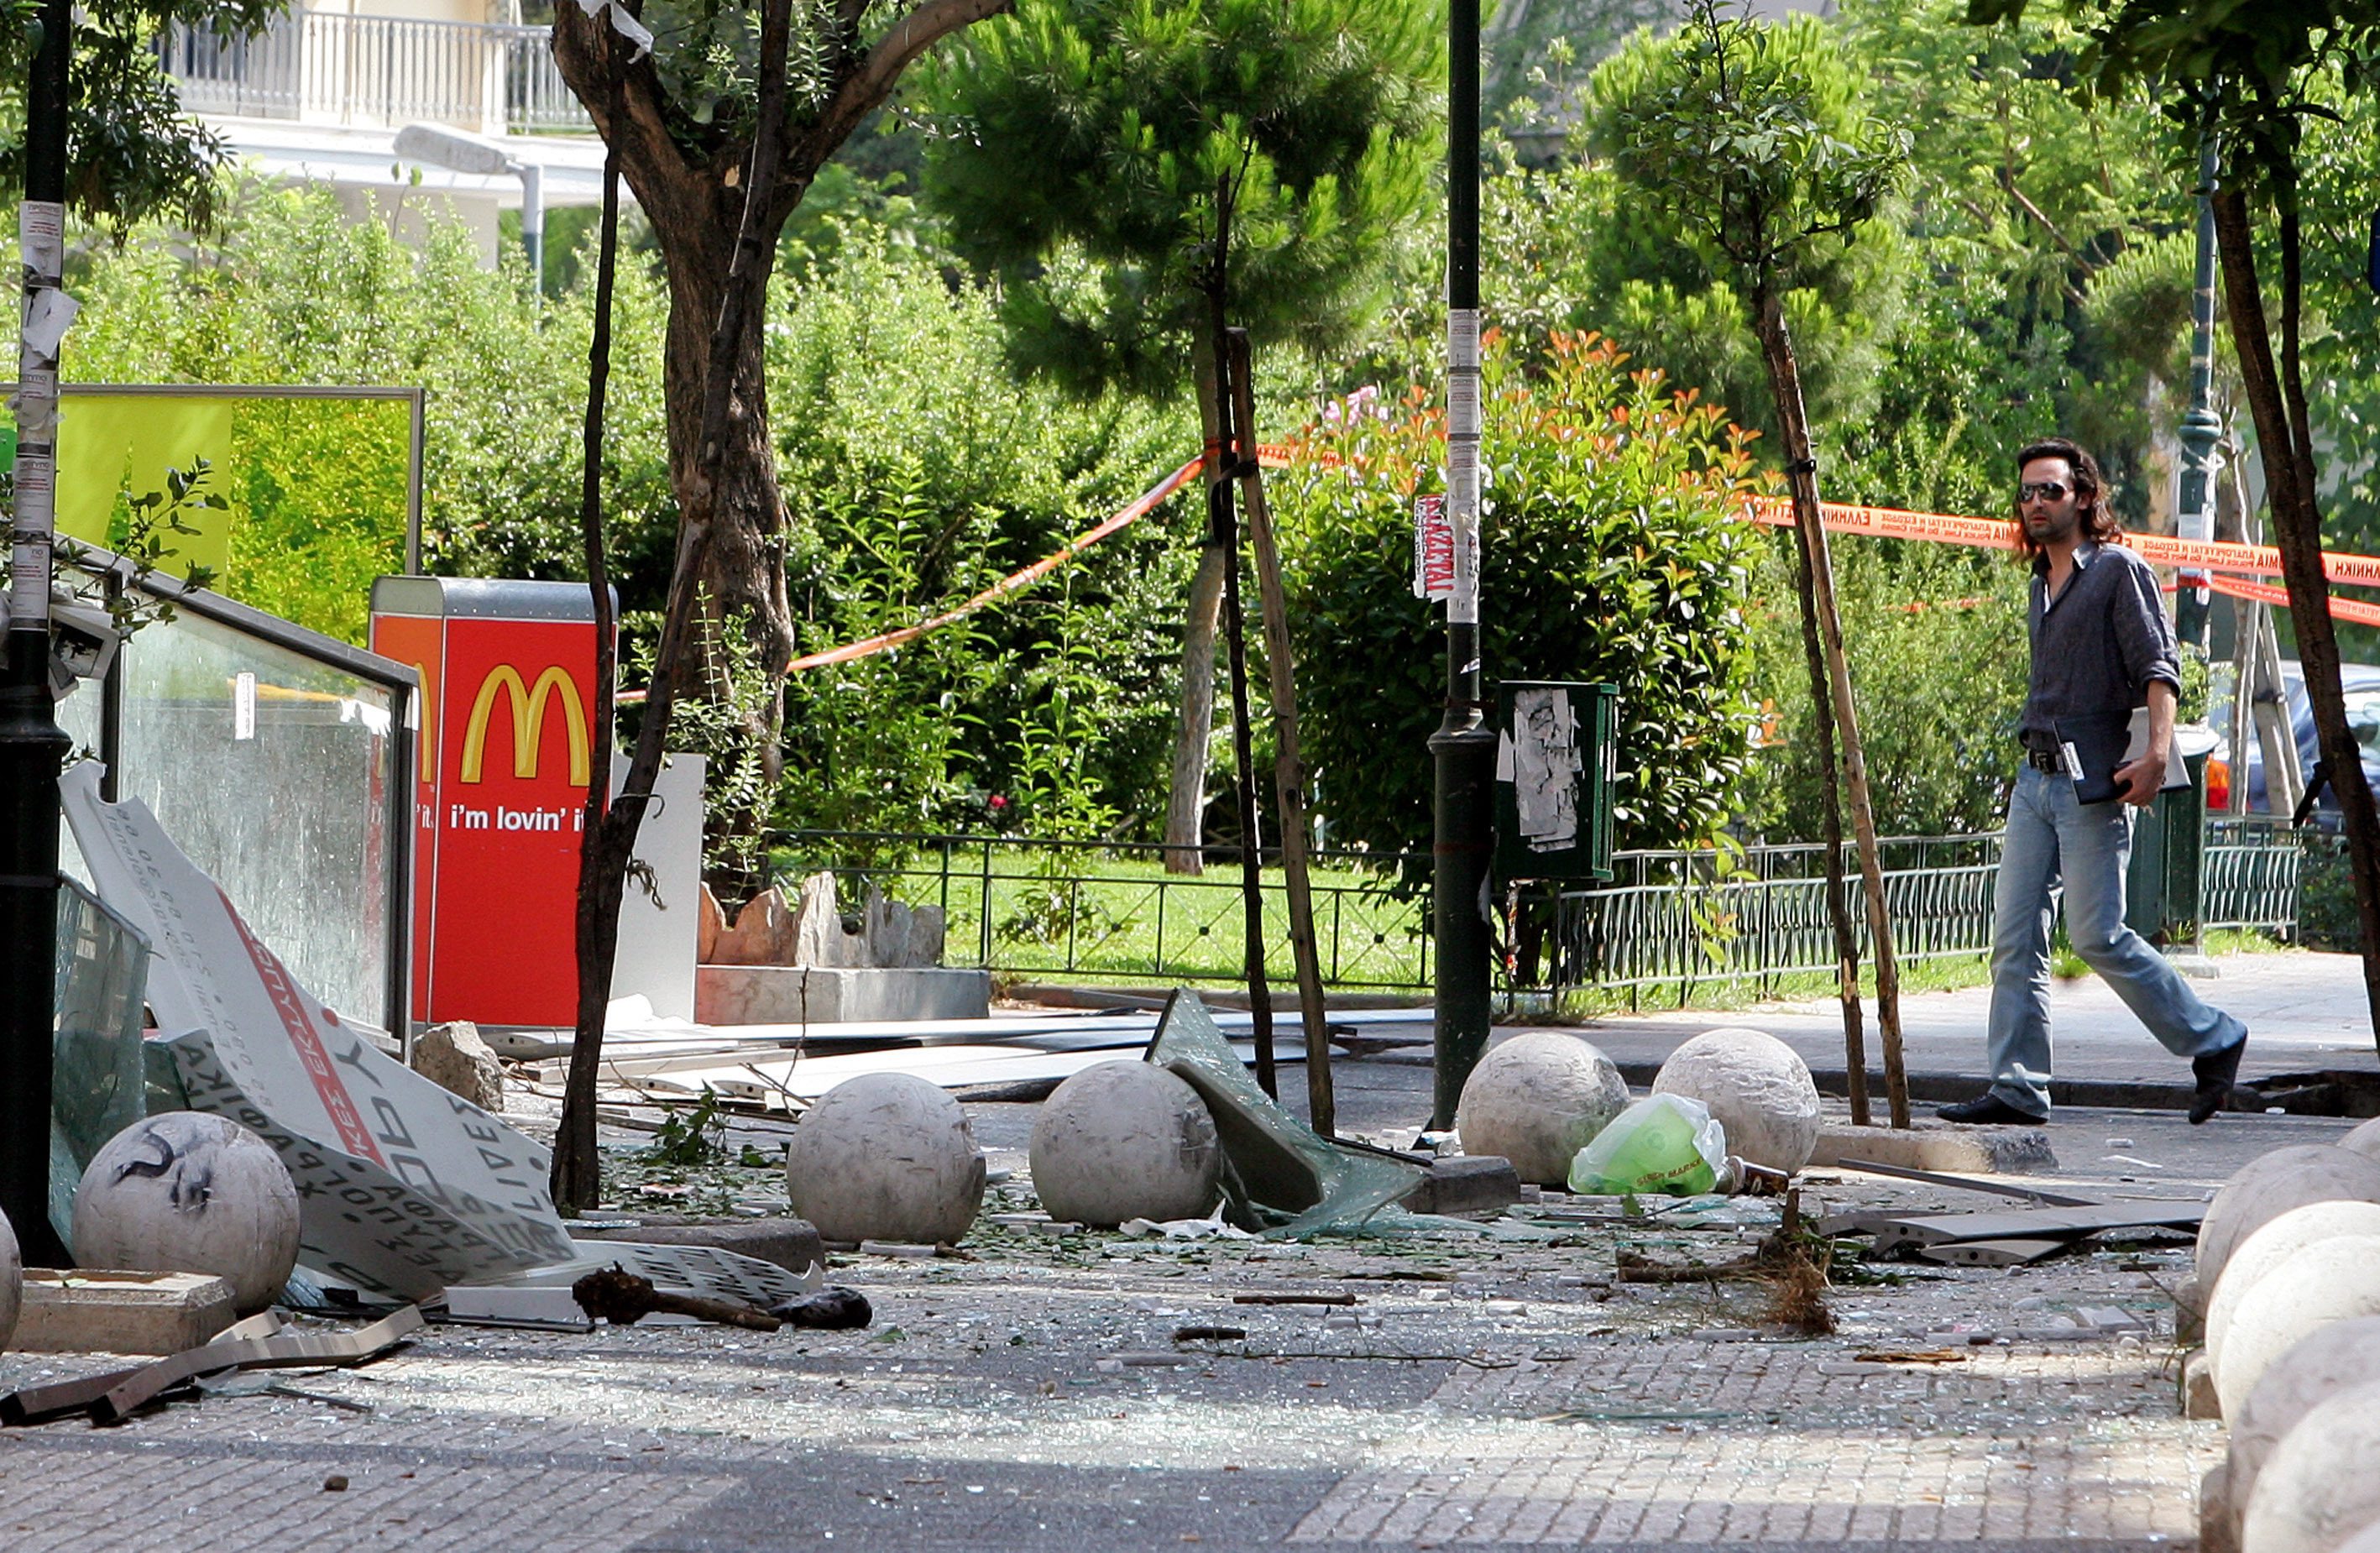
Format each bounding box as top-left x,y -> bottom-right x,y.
1567,1094 -> 1728,1196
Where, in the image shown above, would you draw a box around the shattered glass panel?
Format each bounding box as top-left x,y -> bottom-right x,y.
1143,989 -> 1425,1238
49,876 -> 151,1244
97,605 -> 397,1033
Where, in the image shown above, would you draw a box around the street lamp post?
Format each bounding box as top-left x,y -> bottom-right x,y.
394,123 -> 547,288
2174,135 -> 2223,653
3,0 -> 78,1265
1430,0 -> 1497,1130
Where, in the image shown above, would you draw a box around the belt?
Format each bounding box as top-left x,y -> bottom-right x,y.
2024,746 -> 2066,774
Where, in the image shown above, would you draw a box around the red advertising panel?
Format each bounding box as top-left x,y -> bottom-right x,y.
370,578 -> 604,1027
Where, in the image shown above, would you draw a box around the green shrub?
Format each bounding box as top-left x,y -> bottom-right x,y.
1733,532 -> 2027,839
766,230 -> 1198,838
1273,331 -> 1762,855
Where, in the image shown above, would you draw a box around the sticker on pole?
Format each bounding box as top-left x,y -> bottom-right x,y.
1414,494 -> 1453,599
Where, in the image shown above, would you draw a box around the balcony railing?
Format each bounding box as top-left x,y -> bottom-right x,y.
165,12 -> 591,136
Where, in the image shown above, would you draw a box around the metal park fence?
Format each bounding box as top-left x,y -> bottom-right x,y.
766,831 -> 1434,991
1550,834 -> 2001,1006
766,818 -> 2308,1001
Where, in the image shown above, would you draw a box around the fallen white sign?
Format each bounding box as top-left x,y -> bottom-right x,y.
61,764 -> 810,1307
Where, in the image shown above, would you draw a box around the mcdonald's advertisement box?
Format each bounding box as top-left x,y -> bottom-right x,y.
371,578 -> 610,1027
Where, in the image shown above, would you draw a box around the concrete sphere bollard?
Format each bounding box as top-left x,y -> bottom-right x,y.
2216,1235 -> 2380,1425
2242,1381 -> 2380,1553
1029,1062 -> 1220,1226
1457,1033 -> 1630,1186
2341,1117 -> 2380,1163
2198,1145 -> 2380,1293
2231,1317 -> 2380,1517
71,1113 -> 300,1315
2208,1202 -> 2380,1380
0,1208 -> 18,1353
1650,1027 -> 1823,1174
786,1074 -> 986,1245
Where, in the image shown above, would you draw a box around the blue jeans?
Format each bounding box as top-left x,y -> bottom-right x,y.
1985,766 -> 2245,1117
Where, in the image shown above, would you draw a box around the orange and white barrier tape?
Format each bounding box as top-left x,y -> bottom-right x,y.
2203,571 -> 2380,628
1740,494 -> 2380,589
623,452 -> 2380,696
782,456 -> 1204,672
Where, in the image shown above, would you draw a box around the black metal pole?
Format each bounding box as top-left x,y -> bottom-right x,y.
2174,133 -> 2222,652
3,0 -> 76,1266
1430,0 -> 1496,1130
1214,345 -> 1278,1097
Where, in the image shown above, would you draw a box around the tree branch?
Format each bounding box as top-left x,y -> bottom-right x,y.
775,0 -> 1014,211
552,3 -> 704,227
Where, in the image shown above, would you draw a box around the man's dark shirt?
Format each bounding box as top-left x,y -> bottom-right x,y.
2017,541 -> 2181,742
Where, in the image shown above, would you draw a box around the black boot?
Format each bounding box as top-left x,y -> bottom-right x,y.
1935,1093 -> 2044,1126
2190,1035 -> 2248,1125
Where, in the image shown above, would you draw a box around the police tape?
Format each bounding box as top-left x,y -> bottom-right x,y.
2202,572 -> 2380,628
1739,494 -> 2380,588
625,451 -> 2380,693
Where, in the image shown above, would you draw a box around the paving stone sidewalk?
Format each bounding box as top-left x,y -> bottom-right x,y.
9,949 -> 2366,1550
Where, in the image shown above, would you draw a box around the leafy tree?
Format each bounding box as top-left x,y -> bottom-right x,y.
918,0 -> 1441,871
1593,0 -> 1912,1127
0,0 -> 280,231
765,230 -> 1193,836
1564,16 -> 1911,438
53,177 -> 678,640
547,0 -> 1017,1205
1830,0 -> 2199,517
1975,0 -> 2380,1043
1274,332 -> 1761,857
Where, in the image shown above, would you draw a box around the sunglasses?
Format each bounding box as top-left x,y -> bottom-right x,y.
2018,481 -> 2072,504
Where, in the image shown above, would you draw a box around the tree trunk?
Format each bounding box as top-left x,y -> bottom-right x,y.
2211,186 -> 2380,1044
656,226 -> 795,900
557,76 -> 629,1215
1788,523 -> 1870,1128
1227,327 -> 1333,1135
1755,287 -> 1909,1128
1164,334 -> 1229,876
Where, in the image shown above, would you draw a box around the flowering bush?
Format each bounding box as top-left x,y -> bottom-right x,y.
1272,331 -> 1766,854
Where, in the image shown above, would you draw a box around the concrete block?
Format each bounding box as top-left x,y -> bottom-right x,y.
2184,1348 -> 2221,1419
2176,1271 -> 2206,1346
573,1218 -> 825,1278
1403,1156 -> 1525,1216
712,887 -> 799,967
411,1020 -> 505,1112
696,965 -> 991,1025
1809,1119 -> 2058,1176
13,1269 -> 238,1355
2200,1459 -> 2238,1553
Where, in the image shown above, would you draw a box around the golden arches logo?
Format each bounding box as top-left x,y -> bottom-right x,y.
410,661 -> 436,784
458,665 -> 591,786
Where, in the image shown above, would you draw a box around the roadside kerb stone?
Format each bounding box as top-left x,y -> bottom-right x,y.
1812,1120 -> 2059,1176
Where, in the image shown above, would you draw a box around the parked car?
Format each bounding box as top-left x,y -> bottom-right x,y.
2204,661 -> 2380,826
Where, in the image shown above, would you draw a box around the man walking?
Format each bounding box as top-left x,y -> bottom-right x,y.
1939,437 -> 2248,1127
